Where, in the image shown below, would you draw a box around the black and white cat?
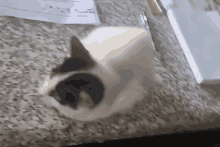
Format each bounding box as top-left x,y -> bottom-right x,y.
38,27 -> 156,121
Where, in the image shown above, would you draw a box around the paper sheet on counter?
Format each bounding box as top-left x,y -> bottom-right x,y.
0,0 -> 100,24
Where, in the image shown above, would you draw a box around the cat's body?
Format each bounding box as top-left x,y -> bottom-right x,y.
39,27 -> 156,121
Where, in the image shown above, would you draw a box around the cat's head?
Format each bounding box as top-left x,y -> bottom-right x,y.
39,35 -> 107,110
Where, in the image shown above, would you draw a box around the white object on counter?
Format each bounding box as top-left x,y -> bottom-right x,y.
167,1 -> 220,84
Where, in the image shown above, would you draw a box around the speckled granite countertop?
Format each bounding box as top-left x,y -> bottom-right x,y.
1,0 -> 220,146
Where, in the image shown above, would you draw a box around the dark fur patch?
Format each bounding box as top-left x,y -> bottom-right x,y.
53,73 -> 105,110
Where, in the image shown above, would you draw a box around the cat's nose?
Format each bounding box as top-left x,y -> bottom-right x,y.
79,90 -> 91,100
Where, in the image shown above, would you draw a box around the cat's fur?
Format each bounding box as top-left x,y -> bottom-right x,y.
39,27 -> 156,121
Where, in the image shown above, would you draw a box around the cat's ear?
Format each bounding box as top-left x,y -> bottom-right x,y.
70,35 -> 96,67
71,36 -> 90,59
70,36 -> 95,67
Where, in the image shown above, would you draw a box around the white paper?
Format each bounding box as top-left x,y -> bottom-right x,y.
0,0 -> 100,24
